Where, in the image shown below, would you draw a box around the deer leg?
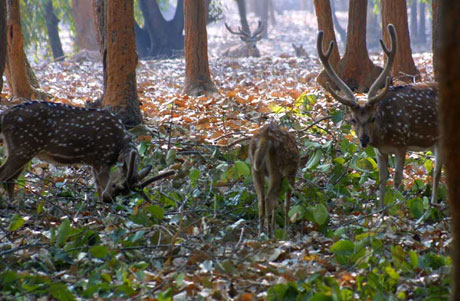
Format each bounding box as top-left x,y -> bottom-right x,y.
394,150 -> 406,190
0,155 -> 31,202
266,173 -> 281,238
431,143 -> 443,203
284,175 -> 295,234
252,169 -> 266,235
375,150 -> 389,208
92,166 -> 110,202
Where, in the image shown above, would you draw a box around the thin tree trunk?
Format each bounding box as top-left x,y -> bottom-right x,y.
432,0 -> 440,81
314,0 -> 340,88
410,0 -> 417,41
331,0 -> 346,47
183,0 -> 217,96
0,0 -> 6,98
335,0 -> 382,92
235,0 -> 250,34
381,0 -> 420,82
5,0 -> 50,100
260,0 -> 268,38
72,0 -> 98,50
417,1 -> 426,43
45,0 -> 64,61
438,2 -> 460,299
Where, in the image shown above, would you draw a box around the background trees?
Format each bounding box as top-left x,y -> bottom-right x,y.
0,0 -> 6,98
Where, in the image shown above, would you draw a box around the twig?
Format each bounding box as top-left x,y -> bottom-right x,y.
139,170 -> 175,189
225,136 -> 251,148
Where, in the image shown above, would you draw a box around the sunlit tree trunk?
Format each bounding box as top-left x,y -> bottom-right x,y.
0,0 -> 6,98
5,0 -> 50,100
45,0 -> 64,61
381,0 -> 420,82
438,2 -> 460,299
314,0 -> 340,89
183,0 -> 217,96
334,0 -> 382,92
72,0 -> 98,50
93,0 -> 142,126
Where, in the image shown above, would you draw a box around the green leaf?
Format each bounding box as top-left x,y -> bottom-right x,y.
385,266 -> 400,280
189,168 -> 200,182
48,283 -> 76,301
166,149 -> 176,165
356,157 -> 378,171
424,159 -> 433,173
234,160 -> 250,177
408,198 -> 424,219
8,214 -> 25,231
330,240 -> 354,255
306,149 -> 322,169
331,109 -> 344,123
56,219 -> 71,247
89,245 -> 109,259
147,205 -> 164,221
312,204 -> 329,226
409,250 -> 418,269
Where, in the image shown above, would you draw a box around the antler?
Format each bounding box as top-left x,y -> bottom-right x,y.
316,31 -> 357,108
367,24 -> 397,106
251,21 -> 264,38
225,22 -> 251,39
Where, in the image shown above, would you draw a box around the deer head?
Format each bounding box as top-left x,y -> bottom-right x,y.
224,21 -> 264,57
292,43 -> 308,58
0,101 -> 153,204
317,24 -> 396,148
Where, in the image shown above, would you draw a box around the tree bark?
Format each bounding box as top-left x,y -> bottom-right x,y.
381,0 -> 420,82
45,0 -> 64,61
314,0 -> 340,89
334,0 -> 383,92
93,0 -> 142,127
438,2 -> 460,299
432,0 -> 440,81
0,0 -> 6,99
235,0 -> 250,34
417,1 -> 426,43
5,0 -> 50,100
72,0 -> 98,50
331,0 -> 346,47
183,0 -> 217,96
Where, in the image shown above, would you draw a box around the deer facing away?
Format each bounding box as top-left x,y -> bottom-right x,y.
223,21 -> 264,58
249,123 -> 300,237
0,101 -> 153,204
317,24 -> 442,207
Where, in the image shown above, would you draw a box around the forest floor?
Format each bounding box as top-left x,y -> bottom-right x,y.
0,10 -> 451,300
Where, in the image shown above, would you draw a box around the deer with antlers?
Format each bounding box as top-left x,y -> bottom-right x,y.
0,101 -> 167,205
317,24 -> 441,208
223,21 -> 264,58
292,44 -> 309,58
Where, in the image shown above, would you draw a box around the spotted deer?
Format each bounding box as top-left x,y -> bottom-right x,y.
223,21 -> 264,58
292,44 -> 309,58
249,123 -> 300,237
0,101 -> 153,205
317,24 -> 442,208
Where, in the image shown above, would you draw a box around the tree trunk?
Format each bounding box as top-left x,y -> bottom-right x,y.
335,0 -> 383,92
94,0 -> 142,127
72,0 -> 98,50
331,0 -> 346,47
417,1 -> 426,43
183,0 -> 217,96
410,0 -> 417,41
381,0 -> 420,82
260,0 -> 269,38
438,2 -> 460,300
268,0 -> 276,25
314,0 -> 340,89
367,0 -> 380,49
138,0 -> 184,58
5,0 -> 50,100
432,0 -> 440,81
0,0 -> 6,99
45,0 -> 64,61
235,0 -> 250,34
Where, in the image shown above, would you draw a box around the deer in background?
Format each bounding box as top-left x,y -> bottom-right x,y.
249,123 -> 300,237
223,21 -> 264,58
317,24 -> 442,208
0,101 -> 154,205
292,44 -> 309,58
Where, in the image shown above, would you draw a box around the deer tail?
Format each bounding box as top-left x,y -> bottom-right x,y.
253,138 -> 269,172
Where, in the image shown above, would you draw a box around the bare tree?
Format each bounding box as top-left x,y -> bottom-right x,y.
0,0 -> 6,98
438,1 -> 460,299
183,0 -> 217,96
432,0 -> 441,81
44,0 -> 64,61
72,0 -> 98,50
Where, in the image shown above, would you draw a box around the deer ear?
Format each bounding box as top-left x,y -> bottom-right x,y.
126,150 -> 137,180
138,165 -> 152,180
